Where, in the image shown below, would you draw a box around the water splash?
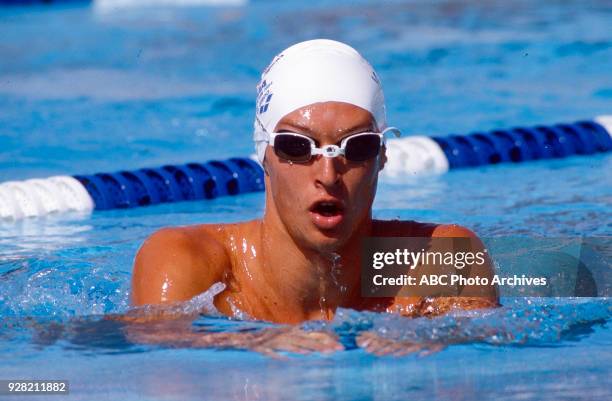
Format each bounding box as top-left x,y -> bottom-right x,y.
124,281 -> 226,320
0,256 -> 131,318
322,298 -> 612,349
2,296 -> 609,358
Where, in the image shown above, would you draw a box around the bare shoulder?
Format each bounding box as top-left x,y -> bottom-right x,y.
431,223 -> 480,238
431,223 -> 499,308
373,219 -> 481,239
429,224 -> 491,260
130,224 -> 231,306
372,219 -> 438,237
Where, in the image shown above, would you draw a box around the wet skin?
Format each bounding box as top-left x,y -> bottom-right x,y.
131,102 -> 499,325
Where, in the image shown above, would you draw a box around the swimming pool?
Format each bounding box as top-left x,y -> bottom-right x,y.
1,0 -> 611,400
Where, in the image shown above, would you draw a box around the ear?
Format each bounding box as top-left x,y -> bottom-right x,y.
379,144 -> 387,172
262,147 -> 271,176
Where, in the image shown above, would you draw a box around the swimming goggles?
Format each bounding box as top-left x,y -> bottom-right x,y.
262,126 -> 401,163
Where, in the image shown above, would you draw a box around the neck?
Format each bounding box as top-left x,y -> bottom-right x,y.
256,203 -> 372,320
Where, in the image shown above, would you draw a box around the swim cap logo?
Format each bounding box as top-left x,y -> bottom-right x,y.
256,53 -> 285,116
256,79 -> 273,115
371,71 -> 380,85
262,53 -> 284,76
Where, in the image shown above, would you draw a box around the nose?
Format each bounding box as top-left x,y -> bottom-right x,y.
313,154 -> 342,190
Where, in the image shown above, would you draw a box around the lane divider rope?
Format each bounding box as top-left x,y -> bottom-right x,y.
1,117 -> 611,220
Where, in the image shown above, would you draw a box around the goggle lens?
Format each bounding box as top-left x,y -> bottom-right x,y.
344,134 -> 381,162
273,134 -> 312,162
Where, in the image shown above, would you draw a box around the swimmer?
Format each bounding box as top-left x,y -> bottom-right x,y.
130,39 -> 498,327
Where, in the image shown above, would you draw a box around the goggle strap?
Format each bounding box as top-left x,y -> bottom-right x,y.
381,126 -> 402,142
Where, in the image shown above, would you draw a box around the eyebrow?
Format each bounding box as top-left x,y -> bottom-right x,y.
277,121 -> 376,138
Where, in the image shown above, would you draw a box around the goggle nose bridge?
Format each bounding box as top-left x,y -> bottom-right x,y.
315,144 -> 345,158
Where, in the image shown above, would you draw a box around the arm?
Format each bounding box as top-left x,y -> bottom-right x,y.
121,320 -> 343,358
421,224 -> 499,314
358,224 -> 499,356
130,226 -> 229,306
388,223 -> 499,316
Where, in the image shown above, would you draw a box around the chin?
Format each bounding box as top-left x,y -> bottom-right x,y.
305,227 -> 352,254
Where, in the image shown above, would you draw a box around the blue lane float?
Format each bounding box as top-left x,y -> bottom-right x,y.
382,115 -> 612,177
1,117 -> 611,220
73,158 -> 264,211
432,121 -> 611,168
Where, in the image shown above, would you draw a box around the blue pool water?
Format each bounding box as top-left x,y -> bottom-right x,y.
1,0 -> 611,400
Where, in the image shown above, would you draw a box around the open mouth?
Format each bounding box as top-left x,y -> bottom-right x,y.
309,199 -> 345,230
310,200 -> 345,216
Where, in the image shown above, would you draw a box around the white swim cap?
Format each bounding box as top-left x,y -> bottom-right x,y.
253,39 -> 388,164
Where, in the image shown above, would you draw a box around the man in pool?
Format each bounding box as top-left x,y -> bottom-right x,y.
130,39 -> 498,328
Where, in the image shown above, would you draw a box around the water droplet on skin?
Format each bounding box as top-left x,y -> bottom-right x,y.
329,253 -> 344,289
242,238 -> 247,254
319,296 -> 327,316
160,276 -> 172,302
226,296 -> 251,320
242,260 -> 254,281
228,235 -> 237,253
